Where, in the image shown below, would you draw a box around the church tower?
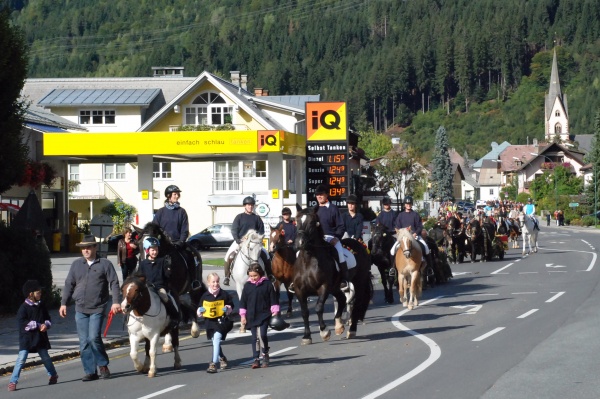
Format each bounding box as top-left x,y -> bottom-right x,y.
544,49 -> 569,142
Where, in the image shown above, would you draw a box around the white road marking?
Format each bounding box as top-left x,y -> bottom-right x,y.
473,293 -> 499,296
451,272 -> 471,276
546,291 -> 565,303
491,263 -> 513,274
537,246 -> 596,271
546,263 -> 566,268
138,385 -> 185,399
472,327 -> 505,342
452,305 -> 482,315
238,396 -> 270,399
512,292 -> 537,295
547,271 -> 567,273
361,297 -> 443,399
240,346 -> 297,365
518,272 -> 538,274
517,309 -> 539,318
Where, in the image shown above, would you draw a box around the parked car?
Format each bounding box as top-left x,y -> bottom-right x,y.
187,223 -> 234,250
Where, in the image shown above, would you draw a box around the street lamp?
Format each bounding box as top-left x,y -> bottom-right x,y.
512,157 -> 521,201
531,152 -> 557,211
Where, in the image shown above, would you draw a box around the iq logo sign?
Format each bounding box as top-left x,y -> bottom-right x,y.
257,130 -> 280,152
305,102 -> 347,141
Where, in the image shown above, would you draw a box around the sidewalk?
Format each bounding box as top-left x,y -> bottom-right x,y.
0,250 -> 227,376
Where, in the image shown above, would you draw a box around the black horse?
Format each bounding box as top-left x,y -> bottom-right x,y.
368,224 -> 396,304
445,217 -> 467,264
466,219 -> 493,262
135,222 -> 206,336
293,205 -> 371,343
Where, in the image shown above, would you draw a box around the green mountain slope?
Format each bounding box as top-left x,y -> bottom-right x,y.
9,0 -> 600,158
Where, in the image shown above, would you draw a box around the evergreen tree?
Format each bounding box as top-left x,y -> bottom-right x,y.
431,126 -> 454,201
0,9 -> 28,194
584,109 -> 600,217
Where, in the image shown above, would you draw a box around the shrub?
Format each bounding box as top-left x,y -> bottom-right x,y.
423,217 -> 437,231
582,216 -> 596,227
570,218 -> 582,226
0,226 -> 58,314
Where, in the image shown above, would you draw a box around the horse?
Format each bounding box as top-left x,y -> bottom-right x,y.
231,229 -> 266,303
368,224 -> 396,304
340,237 -> 372,338
445,216 -> 467,264
508,218 -> 522,249
292,205 -> 350,344
121,276 -> 181,377
269,224 -> 296,316
519,214 -> 539,255
466,219 -> 492,262
394,227 -> 422,310
134,222 -> 205,338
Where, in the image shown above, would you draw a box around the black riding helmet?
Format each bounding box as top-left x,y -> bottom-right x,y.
346,194 -> 358,204
381,197 -> 392,205
315,184 -> 328,195
165,185 -> 181,198
404,196 -> 414,205
269,313 -> 290,331
243,196 -> 256,205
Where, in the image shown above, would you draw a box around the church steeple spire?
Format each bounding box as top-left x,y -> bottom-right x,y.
545,48 -> 569,142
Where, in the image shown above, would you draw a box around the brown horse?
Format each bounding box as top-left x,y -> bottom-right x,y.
269,224 -> 296,316
395,227 -> 422,310
134,222 -> 206,337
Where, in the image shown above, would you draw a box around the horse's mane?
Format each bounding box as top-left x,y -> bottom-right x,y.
243,229 -> 263,243
122,275 -> 146,290
396,228 -> 419,248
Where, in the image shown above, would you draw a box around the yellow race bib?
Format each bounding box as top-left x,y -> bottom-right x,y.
202,300 -> 225,318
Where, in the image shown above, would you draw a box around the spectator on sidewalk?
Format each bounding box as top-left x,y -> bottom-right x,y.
8,280 -> 58,392
59,235 -> 121,382
117,227 -> 139,282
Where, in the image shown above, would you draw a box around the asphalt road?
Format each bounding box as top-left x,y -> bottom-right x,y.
6,227 -> 600,399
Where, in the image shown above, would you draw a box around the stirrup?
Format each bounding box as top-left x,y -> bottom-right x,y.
340,281 -> 349,292
223,277 -> 230,286
287,283 -> 295,293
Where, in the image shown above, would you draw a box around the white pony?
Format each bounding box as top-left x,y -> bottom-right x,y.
121,278 -> 181,378
519,213 -> 539,255
231,229 -> 266,302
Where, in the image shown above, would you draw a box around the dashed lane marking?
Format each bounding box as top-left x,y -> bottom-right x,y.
517,309 -> 539,319
546,292 -> 565,303
472,327 -> 505,342
138,385 -> 185,399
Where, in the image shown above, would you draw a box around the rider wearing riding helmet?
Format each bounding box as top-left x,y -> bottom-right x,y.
137,237 -> 180,330
393,196 -> 433,269
223,196 -> 273,286
274,207 -> 297,247
523,198 -> 540,231
153,185 -> 189,248
343,194 -> 364,241
312,184 -> 349,291
376,196 -> 398,233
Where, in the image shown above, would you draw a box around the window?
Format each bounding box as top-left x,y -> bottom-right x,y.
214,161 -> 240,191
243,161 -> 267,177
184,92 -> 233,126
69,164 -> 80,181
555,123 -> 562,134
104,163 -> 126,180
79,110 -> 115,125
489,189 -> 494,195
69,164 -> 80,192
555,110 -> 560,117
153,162 -> 172,179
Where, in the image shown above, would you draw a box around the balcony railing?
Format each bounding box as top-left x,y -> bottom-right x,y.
69,179 -> 122,200
212,178 -> 268,194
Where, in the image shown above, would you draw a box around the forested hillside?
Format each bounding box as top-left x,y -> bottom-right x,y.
8,0 -> 600,159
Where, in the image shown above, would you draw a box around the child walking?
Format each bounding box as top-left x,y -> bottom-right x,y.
239,263 -> 279,368
196,272 -> 234,373
8,280 -> 58,391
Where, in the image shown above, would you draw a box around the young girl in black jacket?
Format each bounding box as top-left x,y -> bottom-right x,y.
196,272 -> 234,373
8,280 -> 58,391
239,263 -> 279,368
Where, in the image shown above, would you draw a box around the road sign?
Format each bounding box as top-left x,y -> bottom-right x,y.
569,202 -> 579,207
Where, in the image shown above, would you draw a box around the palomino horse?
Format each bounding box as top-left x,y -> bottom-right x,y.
368,224 -> 396,304
121,276 -> 181,377
231,230 -> 265,302
269,224 -> 296,316
293,206 -> 349,344
394,228 -> 422,310
519,214 -> 539,255
135,223 -> 205,338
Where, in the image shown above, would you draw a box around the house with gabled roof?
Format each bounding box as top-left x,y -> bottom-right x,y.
14,68 -> 315,244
